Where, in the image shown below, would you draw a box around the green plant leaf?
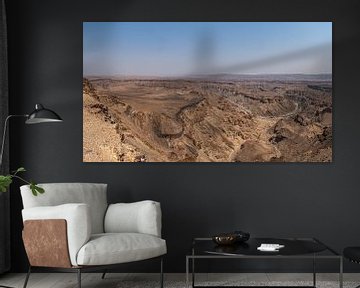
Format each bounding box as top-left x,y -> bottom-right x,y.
30,182 -> 44,196
15,167 -> 26,173
11,167 -> 26,175
0,175 -> 13,192
30,182 -> 38,196
35,185 -> 45,194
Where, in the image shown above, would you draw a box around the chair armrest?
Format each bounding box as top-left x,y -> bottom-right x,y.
104,200 -> 162,237
23,219 -> 72,268
22,203 -> 91,266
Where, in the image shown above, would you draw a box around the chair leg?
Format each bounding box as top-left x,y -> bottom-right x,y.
23,266 -> 31,288
160,257 -> 164,288
77,269 -> 81,288
101,270 -> 107,279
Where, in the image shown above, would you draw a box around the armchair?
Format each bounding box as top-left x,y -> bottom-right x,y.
20,183 -> 166,288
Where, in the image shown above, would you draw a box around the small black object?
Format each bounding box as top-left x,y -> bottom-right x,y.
344,247 -> 360,263
233,230 -> 250,242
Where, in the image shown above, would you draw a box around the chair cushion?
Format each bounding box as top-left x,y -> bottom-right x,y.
76,233 -> 167,266
344,247 -> 360,263
105,201 -> 162,237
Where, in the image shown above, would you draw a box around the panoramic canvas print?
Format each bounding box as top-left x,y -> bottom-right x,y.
83,22 -> 332,162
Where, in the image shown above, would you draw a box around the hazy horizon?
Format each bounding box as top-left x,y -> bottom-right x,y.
83,73 -> 333,80
83,22 -> 332,77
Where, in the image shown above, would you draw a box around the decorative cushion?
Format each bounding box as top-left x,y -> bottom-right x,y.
20,183 -> 108,234
105,201 -> 162,237
344,247 -> 360,263
76,233 -> 167,266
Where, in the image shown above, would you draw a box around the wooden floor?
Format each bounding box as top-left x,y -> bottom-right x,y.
0,273 -> 359,288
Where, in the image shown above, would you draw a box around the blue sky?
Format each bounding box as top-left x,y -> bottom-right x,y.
83,22 -> 332,76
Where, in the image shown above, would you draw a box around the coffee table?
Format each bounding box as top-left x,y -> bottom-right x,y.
186,237 -> 343,288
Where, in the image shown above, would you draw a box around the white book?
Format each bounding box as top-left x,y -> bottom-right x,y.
257,243 -> 285,251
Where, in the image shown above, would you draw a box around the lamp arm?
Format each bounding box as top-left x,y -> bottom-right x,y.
0,114 -> 28,169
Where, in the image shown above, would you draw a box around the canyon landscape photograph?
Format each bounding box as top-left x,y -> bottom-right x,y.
83,22 -> 332,162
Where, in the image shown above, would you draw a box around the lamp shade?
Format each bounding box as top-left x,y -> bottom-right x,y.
25,104 -> 63,124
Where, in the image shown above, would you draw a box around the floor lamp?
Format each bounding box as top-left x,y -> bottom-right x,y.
0,103 -> 62,288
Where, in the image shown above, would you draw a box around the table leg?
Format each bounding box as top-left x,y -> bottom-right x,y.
186,257 -> 189,288
339,257 -> 343,288
313,254 -> 316,287
192,257 -> 195,288
192,247 -> 195,288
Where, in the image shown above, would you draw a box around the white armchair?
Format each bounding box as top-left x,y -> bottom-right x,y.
20,183 -> 166,288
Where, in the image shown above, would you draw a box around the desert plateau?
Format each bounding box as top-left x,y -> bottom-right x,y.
83,74 -> 332,162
